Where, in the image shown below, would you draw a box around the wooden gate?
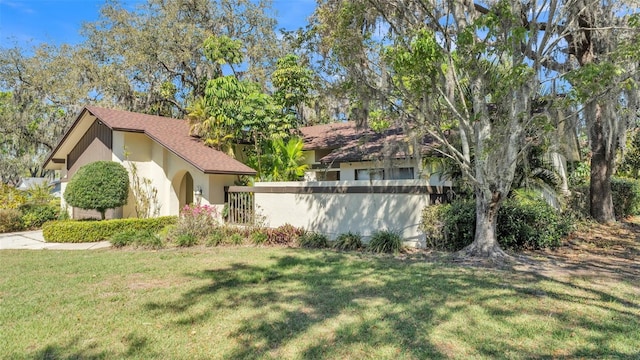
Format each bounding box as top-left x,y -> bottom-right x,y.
225,186 -> 255,225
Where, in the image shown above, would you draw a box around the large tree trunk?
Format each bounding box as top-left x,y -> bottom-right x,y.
459,189 -> 508,259
588,102 -> 616,222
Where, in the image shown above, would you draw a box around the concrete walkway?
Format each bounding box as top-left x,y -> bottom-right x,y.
0,230 -> 111,250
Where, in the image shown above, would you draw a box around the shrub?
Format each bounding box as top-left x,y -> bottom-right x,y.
19,204 -> 59,229
265,224 -> 305,246
176,233 -> 198,247
57,207 -> 71,221
111,229 -> 164,249
206,229 -> 226,247
425,198 -> 572,251
250,230 -> 268,245
64,161 -> 129,220
368,229 -> 403,254
133,230 -> 164,249
298,232 -> 329,248
110,230 -> 137,248
419,205 -> 450,250
334,232 -> 363,251
228,233 -> 244,245
498,198 -> 571,249
158,224 -> 176,242
42,216 -> 177,243
566,185 -> 590,220
439,200 -> 477,251
174,204 -> 219,241
0,209 -> 24,233
611,177 -> 640,219
0,184 -> 26,210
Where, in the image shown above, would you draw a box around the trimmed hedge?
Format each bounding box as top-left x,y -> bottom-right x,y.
421,197 -> 572,251
43,216 -> 177,243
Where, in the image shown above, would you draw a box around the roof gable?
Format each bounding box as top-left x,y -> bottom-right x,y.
44,106 -> 256,175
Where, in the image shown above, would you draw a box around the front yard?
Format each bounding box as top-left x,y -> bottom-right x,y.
1,222 -> 639,359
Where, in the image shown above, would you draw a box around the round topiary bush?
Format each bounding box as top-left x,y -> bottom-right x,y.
64,161 -> 130,220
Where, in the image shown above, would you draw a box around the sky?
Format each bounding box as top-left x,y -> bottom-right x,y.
0,0 -> 315,48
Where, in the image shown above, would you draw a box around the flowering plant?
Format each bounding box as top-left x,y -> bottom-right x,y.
176,204 -> 220,240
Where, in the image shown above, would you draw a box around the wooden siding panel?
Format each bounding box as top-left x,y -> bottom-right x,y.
67,120 -> 112,171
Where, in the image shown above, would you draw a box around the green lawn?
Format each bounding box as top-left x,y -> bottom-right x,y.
1,247 -> 638,359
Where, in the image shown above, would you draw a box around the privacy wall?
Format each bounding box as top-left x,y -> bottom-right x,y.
248,180 -> 451,248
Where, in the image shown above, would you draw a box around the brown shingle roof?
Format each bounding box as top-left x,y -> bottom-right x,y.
300,122 -> 361,150
46,106 -> 256,175
300,122 -> 437,163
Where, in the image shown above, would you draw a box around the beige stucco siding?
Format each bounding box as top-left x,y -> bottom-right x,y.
253,180 -> 434,247
60,129 -> 249,219
108,131 -> 234,217
67,137 -> 112,181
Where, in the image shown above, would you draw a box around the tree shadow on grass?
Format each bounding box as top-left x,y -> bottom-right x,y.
14,332 -> 154,360
144,250 -> 640,359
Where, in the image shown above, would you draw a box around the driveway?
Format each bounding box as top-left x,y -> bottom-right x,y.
0,230 -> 111,250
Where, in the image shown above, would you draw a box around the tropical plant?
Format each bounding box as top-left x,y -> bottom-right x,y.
334,232 -> 363,251
266,137 -> 309,181
22,182 -> 55,206
271,54 -> 314,124
298,232 -> 329,248
511,142 -> 563,210
368,230 -> 403,254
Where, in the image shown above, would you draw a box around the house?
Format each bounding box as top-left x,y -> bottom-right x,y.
17,177 -> 50,191
43,106 -> 255,219
299,122 -> 443,184
17,177 -> 60,198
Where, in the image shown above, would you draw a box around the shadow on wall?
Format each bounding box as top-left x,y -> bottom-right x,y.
253,182 -> 433,247
301,192 -> 424,245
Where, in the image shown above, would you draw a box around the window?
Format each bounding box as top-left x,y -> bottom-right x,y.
355,169 -> 385,180
389,167 -> 414,180
355,167 -> 414,180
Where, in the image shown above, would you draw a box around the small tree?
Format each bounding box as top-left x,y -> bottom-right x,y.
64,161 -> 129,220
265,137 -> 309,181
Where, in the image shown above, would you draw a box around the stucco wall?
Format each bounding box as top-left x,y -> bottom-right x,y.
253,180 -> 444,247
67,137 -> 112,180
110,131 -> 236,217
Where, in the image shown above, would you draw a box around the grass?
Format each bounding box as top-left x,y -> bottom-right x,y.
0,246 -> 639,359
